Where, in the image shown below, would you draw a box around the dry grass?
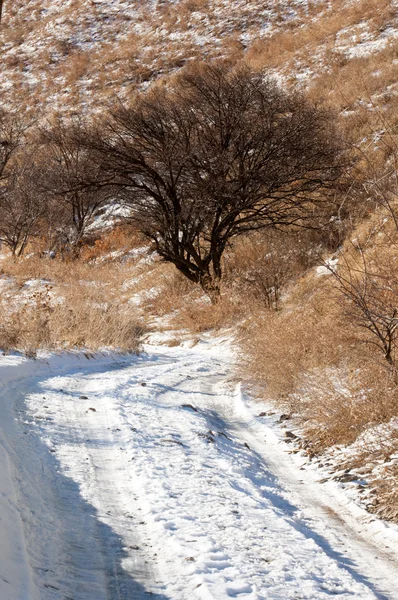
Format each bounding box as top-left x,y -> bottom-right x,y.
0,252 -> 145,355
171,293 -> 240,333
0,284 -> 143,355
2,255 -> 124,285
301,366 -> 398,450
0,0 -> 318,117
143,268 -> 241,333
372,463 -> 398,521
234,191 -> 398,520
1,0 -> 397,140
245,0 -> 398,163
240,267 -> 398,455
240,277 -> 348,397
247,0 -> 396,72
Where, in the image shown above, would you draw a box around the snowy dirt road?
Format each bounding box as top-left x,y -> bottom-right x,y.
0,337 -> 398,600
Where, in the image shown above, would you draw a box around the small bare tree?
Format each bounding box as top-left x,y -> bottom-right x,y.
83,62 -> 347,299
331,118 -> 398,372
0,111 -> 25,179
328,245 -> 398,373
39,118 -> 112,255
0,156 -> 46,256
0,113 -> 43,257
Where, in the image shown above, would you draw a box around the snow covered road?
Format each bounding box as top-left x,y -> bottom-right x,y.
0,338 -> 398,599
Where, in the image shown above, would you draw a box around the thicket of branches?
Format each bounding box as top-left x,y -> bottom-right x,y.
0,63 -> 349,299
80,63 -> 347,298
0,112 -> 44,257
0,113 -> 111,257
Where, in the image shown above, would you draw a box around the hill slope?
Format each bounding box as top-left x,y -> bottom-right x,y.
1,0 -> 397,122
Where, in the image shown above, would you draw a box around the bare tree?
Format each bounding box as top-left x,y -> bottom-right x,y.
317,113 -> 398,385
0,157 -> 46,256
328,244 -> 398,373
0,1 -> 4,25
83,62 -> 346,299
0,111 -> 25,180
39,118 -> 112,255
0,113 -> 43,257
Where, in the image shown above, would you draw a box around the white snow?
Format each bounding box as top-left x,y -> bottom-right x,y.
86,202 -> 132,233
0,338 -> 397,598
316,257 -> 339,277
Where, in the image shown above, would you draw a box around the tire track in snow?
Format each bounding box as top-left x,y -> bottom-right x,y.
0,354 -> 170,600
31,367 -> 169,599
2,343 -> 398,599
178,356 -> 398,600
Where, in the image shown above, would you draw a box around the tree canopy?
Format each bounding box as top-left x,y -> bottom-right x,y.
69,63 -> 348,297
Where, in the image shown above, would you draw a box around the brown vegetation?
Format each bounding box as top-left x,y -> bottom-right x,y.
0,254 -> 145,355
237,193 -> 398,519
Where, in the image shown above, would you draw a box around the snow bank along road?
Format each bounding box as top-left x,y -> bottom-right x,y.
0,337 -> 398,600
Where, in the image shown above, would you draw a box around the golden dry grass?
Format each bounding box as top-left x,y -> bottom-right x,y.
0,283 -> 144,355
0,250 -> 146,354
238,201 -> 398,467
141,268 -> 240,333
5,0 -> 396,129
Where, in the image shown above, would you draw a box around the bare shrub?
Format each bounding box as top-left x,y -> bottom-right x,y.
225,230 -> 323,310
0,113 -> 45,256
0,154 -> 46,257
328,240 -> 398,372
240,213 -> 398,467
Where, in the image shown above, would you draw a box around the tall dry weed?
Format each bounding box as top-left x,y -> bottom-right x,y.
0,254 -> 145,354
0,284 -> 143,355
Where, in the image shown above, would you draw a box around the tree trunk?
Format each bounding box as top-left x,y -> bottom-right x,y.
199,272 -> 221,304
0,0 -> 4,24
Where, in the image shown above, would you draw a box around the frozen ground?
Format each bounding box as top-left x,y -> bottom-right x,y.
0,336 -> 398,599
